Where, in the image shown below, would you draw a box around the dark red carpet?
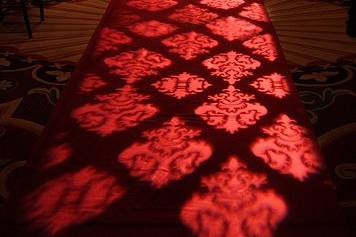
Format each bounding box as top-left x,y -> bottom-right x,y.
1,0 -> 351,236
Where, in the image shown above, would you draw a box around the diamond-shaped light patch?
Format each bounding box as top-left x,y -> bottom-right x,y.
200,0 -> 245,10
104,48 -> 171,83
240,3 -> 269,22
250,73 -> 290,98
203,51 -> 261,84
206,16 -> 263,41
243,34 -> 278,62
251,114 -> 322,181
127,0 -> 177,12
95,28 -> 132,55
118,117 -> 213,188
153,72 -> 211,99
162,32 -> 218,60
195,85 -> 267,134
128,20 -> 177,37
168,4 -> 218,25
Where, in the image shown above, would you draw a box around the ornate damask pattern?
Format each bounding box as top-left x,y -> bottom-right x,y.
195,86 -> 267,134
1,1 -> 347,236
168,4 -> 218,25
200,0 -> 245,10
79,74 -> 108,93
24,167 -> 125,235
118,117 -> 213,188
95,28 -> 132,55
71,86 -> 158,136
240,3 -> 269,22
104,48 -> 171,84
162,32 -> 218,60
243,34 -> 278,62
152,72 -> 211,99
116,11 -> 142,26
127,20 -> 177,38
126,0 -> 178,11
181,157 -> 287,237
250,73 -> 290,98
206,16 -> 263,42
251,114 -> 322,180
203,51 -> 261,84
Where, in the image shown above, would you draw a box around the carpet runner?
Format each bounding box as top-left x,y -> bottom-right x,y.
1,0 -> 351,236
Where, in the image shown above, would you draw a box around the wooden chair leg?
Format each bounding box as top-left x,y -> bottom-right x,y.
20,0 -> 32,38
39,0 -> 44,21
347,0 -> 356,37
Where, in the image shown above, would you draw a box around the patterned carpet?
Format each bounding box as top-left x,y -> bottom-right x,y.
291,56 -> 356,232
0,0 -> 355,235
0,47 -> 75,206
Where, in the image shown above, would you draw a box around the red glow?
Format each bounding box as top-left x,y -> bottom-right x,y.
195,85 -> 267,134
41,143 -> 72,169
95,27 -> 131,55
104,48 -> 171,84
251,114 -> 322,180
128,20 -> 177,38
200,0 -> 245,10
203,51 -> 261,85
243,34 -> 278,62
152,72 -> 211,99
71,86 -> 158,136
118,117 -> 213,188
12,1 -> 334,236
240,3 -> 269,22
79,74 -> 108,93
250,73 -> 290,98
23,167 -> 125,235
181,156 -> 287,237
206,16 -> 263,42
162,32 -> 218,60
168,4 -> 218,25
116,12 -> 141,26
126,0 -> 177,11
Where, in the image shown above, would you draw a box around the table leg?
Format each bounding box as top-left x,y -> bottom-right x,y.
39,0 -> 44,21
347,0 -> 356,37
20,0 -> 32,38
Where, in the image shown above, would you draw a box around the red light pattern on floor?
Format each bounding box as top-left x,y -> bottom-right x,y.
203,51 -> 261,85
118,117 -> 213,188
240,3 -> 269,22
181,156 -> 287,237
152,72 -> 211,99
41,143 -> 72,169
14,1 -> 333,236
126,0 -> 177,12
168,4 -> 218,25
95,28 -> 132,55
79,74 -> 108,93
162,32 -> 218,60
71,86 -> 158,136
128,20 -> 177,38
200,0 -> 245,10
251,114 -> 322,180
23,167 -> 125,235
195,86 -> 267,134
116,12 -> 142,26
104,48 -> 171,84
206,16 -> 263,42
250,73 -> 290,99
243,34 -> 278,62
